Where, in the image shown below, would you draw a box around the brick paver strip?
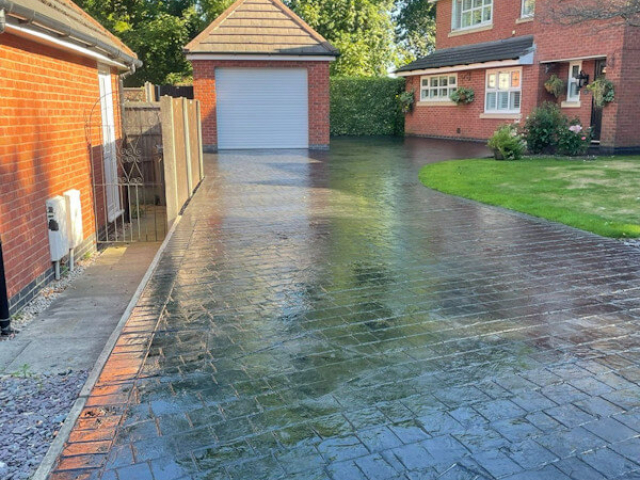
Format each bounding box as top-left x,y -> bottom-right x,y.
49,138 -> 640,480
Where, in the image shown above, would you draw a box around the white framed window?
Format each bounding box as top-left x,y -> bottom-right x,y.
485,68 -> 522,113
452,0 -> 493,31
521,0 -> 535,18
567,62 -> 582,102
420,74 -> 458,101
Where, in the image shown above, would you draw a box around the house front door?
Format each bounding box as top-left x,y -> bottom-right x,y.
98,65 -> 121,222
590,60 -> 606,142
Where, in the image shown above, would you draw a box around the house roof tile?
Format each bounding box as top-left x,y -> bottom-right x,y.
185,0 -> 338,56
7,0 -> 137,60
397,35 -> 534,73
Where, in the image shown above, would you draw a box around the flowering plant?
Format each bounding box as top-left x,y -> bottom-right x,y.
587,79 -> 615,107
397,90 -> 415,113
544,74 -> 566,98
449,87 -> 475,105
558,121 -> 591,156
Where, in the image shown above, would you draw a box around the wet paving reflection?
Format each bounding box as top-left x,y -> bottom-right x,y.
62,138 -> 640,480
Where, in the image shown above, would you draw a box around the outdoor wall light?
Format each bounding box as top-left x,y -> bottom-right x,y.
577,71 -> 590,90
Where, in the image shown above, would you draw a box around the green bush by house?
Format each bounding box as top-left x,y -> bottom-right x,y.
330,77 -> 405,136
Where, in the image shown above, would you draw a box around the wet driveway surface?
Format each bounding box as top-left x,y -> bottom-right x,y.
52,138 -> 640,480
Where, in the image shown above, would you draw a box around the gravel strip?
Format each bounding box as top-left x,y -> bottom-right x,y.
0,370 -> 88,480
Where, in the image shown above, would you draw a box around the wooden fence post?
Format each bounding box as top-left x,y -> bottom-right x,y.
196,100 -> 204,181
182,97 -> 193,195
160,96 -> 179,226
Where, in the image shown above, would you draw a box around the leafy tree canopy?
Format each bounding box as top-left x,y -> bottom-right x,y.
394,0 -> 435,62
75,0 -> 434,84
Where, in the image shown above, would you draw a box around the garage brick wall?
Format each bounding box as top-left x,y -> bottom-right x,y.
192,60 -> 331,150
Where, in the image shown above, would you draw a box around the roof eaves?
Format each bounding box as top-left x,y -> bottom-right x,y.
0,0 -> 140,70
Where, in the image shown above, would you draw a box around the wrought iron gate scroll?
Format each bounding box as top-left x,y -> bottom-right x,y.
88,95 -> 167,243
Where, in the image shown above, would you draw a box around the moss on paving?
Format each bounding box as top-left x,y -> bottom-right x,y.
419,156 -> 640,238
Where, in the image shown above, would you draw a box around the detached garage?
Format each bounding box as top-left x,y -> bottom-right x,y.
185,0 -> 338,151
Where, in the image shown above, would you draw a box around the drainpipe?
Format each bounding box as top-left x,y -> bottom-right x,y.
119,63 -> 137,129
0,239 -> 12,336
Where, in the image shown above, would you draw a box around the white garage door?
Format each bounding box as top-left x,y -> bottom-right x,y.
216,68 -> 309,149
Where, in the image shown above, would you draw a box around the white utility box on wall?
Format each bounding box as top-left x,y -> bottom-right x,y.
64,189 -> 83,249
46,196 -> 69,262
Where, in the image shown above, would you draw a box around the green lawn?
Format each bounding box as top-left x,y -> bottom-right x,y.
419,157 -> 640,238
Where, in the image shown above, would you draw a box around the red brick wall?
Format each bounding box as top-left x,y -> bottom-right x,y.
405,65 -> 539,140
611,25 -> 640,148
407,0 -> 636,150
0,33 -> 121,300
192,60 -> 331,148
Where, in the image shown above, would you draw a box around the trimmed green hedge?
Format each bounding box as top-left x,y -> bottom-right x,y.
330,77 -> 406,136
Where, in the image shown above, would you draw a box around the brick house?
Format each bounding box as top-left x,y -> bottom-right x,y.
0,0 -> 140,319
185,0 -> 338,150
397,0 -> 640,154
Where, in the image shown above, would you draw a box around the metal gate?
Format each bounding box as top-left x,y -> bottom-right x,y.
88,92 -> 167,244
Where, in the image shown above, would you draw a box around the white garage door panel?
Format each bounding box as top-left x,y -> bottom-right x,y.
216,68 -> 309,149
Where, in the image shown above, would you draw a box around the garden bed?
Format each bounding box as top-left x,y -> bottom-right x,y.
419,156 -> 640,238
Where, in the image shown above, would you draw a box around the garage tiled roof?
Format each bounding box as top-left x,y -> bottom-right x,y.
397,35 -> 535,73
184,0 -> 338,56
7,0 -> 137,58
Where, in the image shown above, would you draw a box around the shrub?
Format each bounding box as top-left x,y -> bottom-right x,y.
330,77 -> 406,136
557,122 -> 591,156
449,87 -> 475,105
523,102 -> 568,153
544,74 -> 566,98
487,124 -> 526,160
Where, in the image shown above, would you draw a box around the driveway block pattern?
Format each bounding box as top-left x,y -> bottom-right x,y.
50,138 -> 640,480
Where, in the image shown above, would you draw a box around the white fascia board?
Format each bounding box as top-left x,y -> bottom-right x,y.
396,57 -> 532,77
540,54 -> 607,64
5,21 -> 128,70
186,53 -> 336,62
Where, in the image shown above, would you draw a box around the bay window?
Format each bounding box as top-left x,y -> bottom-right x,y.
485,68 -> 522,114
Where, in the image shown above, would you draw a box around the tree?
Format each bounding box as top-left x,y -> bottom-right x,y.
394,0 -> 435,63
74,0 -> 233,85
76,0 -> 434,82
288,0 -> 401,76
546,0 -> 640,27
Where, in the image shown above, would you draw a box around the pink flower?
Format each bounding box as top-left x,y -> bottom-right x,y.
582,136 -> 587,140
569,125 -> 583,133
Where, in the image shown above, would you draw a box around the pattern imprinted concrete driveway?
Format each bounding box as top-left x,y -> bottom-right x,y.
51,138 -> 640,480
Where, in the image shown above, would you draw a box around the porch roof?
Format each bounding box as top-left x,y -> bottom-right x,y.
397,35 -> 535,74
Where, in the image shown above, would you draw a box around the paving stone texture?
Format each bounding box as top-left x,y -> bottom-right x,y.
49,138 -> 640,480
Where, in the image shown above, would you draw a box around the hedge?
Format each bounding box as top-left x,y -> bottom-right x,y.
330,77 -> 406,136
